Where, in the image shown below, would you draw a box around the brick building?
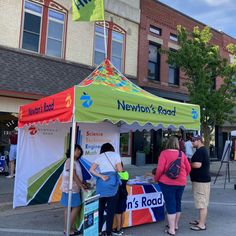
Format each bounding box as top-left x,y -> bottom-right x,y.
0,0 -> 235,162
134,0 -> 236,162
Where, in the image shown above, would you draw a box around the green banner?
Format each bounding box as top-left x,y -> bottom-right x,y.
75,86 -> 200,130
72,0 -> 104,21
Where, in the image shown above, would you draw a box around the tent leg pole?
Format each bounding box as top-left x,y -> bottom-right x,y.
66,121 -> 77,236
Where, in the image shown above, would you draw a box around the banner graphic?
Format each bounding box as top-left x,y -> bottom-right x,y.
72,0 -> 104,21
13,122 -> 71,208
78,122 -> 120,164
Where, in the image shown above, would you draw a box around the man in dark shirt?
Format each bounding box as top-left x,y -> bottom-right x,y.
190,135 -> 211,231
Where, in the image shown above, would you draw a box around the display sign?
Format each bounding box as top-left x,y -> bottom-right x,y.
83,195 -> 100,236
78,122 -> 120,163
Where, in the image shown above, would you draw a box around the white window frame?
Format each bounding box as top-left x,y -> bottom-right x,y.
150,25 -> 161,36
45,9 -> 65,58
170,33 -> 178,42
21,0 -> 43,53
111,31 -> 124,71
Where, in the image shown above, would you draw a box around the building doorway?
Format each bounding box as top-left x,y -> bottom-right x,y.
0,112 -> 18,155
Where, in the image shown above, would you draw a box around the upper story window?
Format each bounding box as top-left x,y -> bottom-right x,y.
22,1 -> 42,52
168,49 -> 179,85
148,42 -> 161,81
21,0 -> 67,58
46,10 -> 65,57
149,25 -> 162,36
94,22 -> 125,72
168,64 -> 179,85
170,33 -> 178,42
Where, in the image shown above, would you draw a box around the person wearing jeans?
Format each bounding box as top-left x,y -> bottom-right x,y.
7,127 -> 18,178
90,143 -> 123,236
155,136 -> 191,236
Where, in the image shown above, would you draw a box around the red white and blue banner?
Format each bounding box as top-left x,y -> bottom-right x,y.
122,184 -> 165,227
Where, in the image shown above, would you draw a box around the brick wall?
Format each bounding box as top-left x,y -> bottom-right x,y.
139,0 -> 236,97
0,0 -> 22,48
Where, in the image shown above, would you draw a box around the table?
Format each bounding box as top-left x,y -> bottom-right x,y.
76,183 -> 165,232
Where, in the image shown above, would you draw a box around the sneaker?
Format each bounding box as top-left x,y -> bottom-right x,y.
99,232 -> 107,236
6,175 -> 14,179
112,230 -> 123,236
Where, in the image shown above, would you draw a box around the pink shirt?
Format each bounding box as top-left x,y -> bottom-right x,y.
155,149 -> 191,186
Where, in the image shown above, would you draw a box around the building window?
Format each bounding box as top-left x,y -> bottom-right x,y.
150,25 -> 162,36
148,42 -> 160,81
170,33 -> 178,42
94,22 -> 125,72
21,0 -> 67,58
168,49 -> 179,85
168,64 -> 179,85
94,26 -> 108,66
22,1 -> 42,52
46,10 -> 65,57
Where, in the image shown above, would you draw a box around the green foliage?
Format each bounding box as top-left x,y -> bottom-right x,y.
164,26 -> 236,146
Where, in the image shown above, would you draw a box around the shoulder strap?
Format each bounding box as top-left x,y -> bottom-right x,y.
178,150 -> 182,158
104,152 -> 117,171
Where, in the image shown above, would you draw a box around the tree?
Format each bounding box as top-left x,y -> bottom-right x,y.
164,26 -> 236,148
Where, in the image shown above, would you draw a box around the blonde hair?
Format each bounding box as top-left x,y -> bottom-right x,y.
165,136 -> 179,150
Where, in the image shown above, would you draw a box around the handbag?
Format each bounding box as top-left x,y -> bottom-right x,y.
165,150 -> 182,179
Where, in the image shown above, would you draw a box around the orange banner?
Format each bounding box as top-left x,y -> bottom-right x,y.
18,87 -> 74,127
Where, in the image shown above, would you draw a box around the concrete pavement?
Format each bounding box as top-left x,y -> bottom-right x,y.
0,161 -> 236,235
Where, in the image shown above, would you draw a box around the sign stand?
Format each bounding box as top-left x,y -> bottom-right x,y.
214,140 -> 232,189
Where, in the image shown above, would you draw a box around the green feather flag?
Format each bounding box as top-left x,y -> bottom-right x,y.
72,0 -> 105,21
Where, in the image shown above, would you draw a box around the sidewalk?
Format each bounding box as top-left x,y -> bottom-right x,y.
1,161 -> 236,211
0,161 -> 236,236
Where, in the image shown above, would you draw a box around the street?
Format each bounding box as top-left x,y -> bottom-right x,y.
0,162 -> 236,236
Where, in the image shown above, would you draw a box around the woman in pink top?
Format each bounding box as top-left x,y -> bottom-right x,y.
155,136 -> 191,236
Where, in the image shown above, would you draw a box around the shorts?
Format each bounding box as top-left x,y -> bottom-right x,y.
116,197 -> 127,214
192,182 -> 210,209
60,192 -> 81,207
9,145 -> 17,161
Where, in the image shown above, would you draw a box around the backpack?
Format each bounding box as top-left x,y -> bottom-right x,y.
165,150 -> 182,179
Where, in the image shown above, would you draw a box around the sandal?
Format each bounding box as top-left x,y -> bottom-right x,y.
73,230 -> 80,235
189,220 -> 199,225
190,225 -> 206,231
165,229 -> 175,236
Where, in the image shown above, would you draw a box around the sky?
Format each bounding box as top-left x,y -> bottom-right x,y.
159,0 -> 236,38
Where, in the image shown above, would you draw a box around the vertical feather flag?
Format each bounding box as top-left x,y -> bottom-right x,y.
72,0 -> 105,21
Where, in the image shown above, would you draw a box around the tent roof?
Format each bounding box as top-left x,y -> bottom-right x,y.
19,59 -> 200,130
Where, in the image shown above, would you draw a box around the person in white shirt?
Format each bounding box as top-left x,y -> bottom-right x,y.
185,135 -> 195,161
90,143 -> 122,236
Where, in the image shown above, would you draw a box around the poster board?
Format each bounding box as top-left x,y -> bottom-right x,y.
78,122 -> 120,164
221,140 -> 232,162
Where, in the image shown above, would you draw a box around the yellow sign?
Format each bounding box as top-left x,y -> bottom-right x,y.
72,0 -> 105,21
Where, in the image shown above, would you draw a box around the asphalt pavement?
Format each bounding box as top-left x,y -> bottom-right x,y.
0,161 -> 236,236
